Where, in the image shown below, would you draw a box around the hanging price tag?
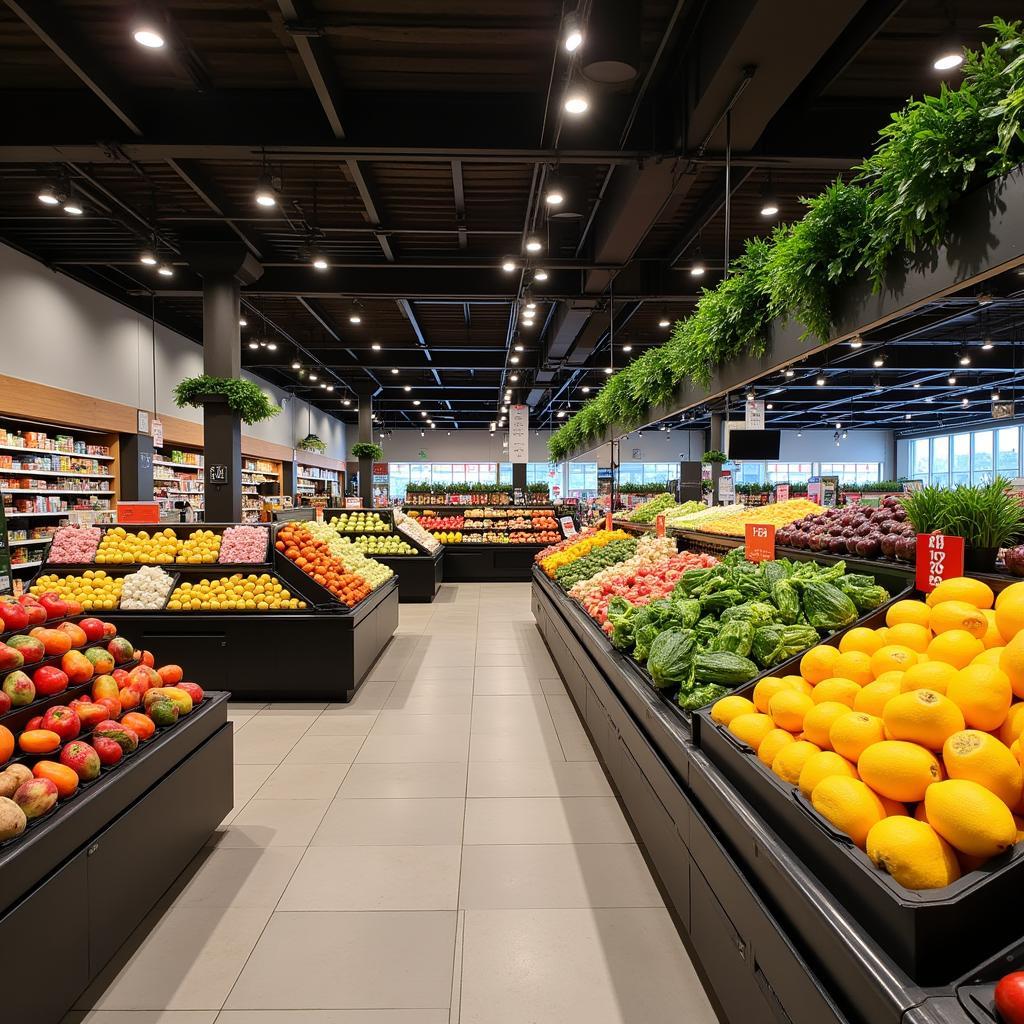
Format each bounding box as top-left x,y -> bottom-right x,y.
745,523 -> 776,563
774,483 -> 789,503
655,514 -> 666,538
915,533 -> 965,592
605,511 -> 613,531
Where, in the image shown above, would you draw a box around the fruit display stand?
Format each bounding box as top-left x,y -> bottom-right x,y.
323,508 -> 442,603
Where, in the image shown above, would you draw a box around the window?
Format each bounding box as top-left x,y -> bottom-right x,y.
951,434 -> 970,486
911,439 -> 930,479
930,436 -> 949,488
818,463 -> 882,486
567,462 -> 597,497
997,427 -> 1020,476
766,462 -> 813,485
973,431 -> 994,484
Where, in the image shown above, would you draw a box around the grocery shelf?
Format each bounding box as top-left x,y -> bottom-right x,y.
152,459 -> 202,470
10,559 -> 42,569
5,510 -> 91,518
0,468 -> 113,479
1,488 -> 114,495
0,442 -> 113,460
8,537 -> 49,546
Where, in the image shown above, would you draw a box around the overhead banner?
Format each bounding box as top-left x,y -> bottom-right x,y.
509,404 -> 529,463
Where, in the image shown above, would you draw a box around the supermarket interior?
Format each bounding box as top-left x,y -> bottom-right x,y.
2,3 -> 1024,1024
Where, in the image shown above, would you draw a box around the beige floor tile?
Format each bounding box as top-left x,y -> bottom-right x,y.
539,676 -> 569,695
259,702 -> 328,714
216,1012 -> 449,1023
223,911 -> 456,1010
211,799 -> 330,848
280,845 -> 461,910
80,907 -> 270,1011
369,712 -> 471,737
232,763 -> 276,807
64,1012 -> 217,1023
468,732 -> 565,763
337,763 -> 468,799
459,844 -> 662,909
305,713 -> 378,736
459,908 -> 717,1024
339,679 -> 395,710
255,762 -> 351,800
172,847 -> 304,910
281,734 -> 365,765
544,694 -> 576,716
390,673 -> 475,694
357,732 -> 470,763
312,797 -> 465,846
231,717 -> 316,764
464,798 -> 633,845
473,671 -> 549,695
553,724 -> 598,762
466,762 -> 612,799
384,692 -> 474,715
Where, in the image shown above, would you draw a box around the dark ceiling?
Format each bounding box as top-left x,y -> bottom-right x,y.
0,0 -> 1008,431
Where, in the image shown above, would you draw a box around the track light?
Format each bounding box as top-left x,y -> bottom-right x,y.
690,259 -> 705,277
291,361 -> 300,369
581,386 -> 590,393
254,172 -> 277,208
759,175 -> 779,217
502,258 -> 517,273
564,90 -> 589,115
544,181 -> 565,206
348,300 -> 363,324
533,269 -> 548,281
63,199 -> 84,216
872,355 -> 885,367
604,366 -> 613,375
948,374 -> 957,385
308,373 -> 318,381
390,368 -> 399,375
371,342 -> 381,351
37,185 -> 60,206
958,350 -> 971,366
514,344 -> 524,352
157,264 -> 174,277
312,255 -> 328,271
563,11 -> 583,52
933,42 -> 963,71
510,374 -> 518,381
239,318 -> 247,326
525,300 -> 537,310
133,23 -> 165,48
982,337 -> 994,350
266,342 -> 277,351
139,249 -> 157,266
849,336 -> 862,348
510,356 -> 519,364
525,237 -> 542,253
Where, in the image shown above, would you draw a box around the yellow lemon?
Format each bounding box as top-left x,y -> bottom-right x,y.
865,816 -> 960,890
997,702 -> 1024,747
710,695 -> 756,726
812,677 -> 861,708
798,750 -> 858,798
924,778 -> 1017,858
812,775 -> 888,848
997,581 -> 1024,609
832,650 -> 874,686
927,629 -> 984,669
981,609 -> 1005,650
996,596 -> 1024,643
871,644 -> 920,677
942,730 -> 1023,808
928,577 -> 994,610
800,645 -> 840,685
882,689 -> 965,750
947,663 -> 1013,731
772,740 -> 821,786
886,623 -> 932,655
829,711 -> 886,762
855,678 -> 903,717
728,713 -> 776,751
839,627 -> 885,656
768,690 -> 814,732
1000,633 -> 1024,699
886,600 -> 932,629
929,600 -> 988,639
752,676 -> 797,714
802,702 -> 850,749
900,659 -> 958,695
858,740 -> 942,802
757,728 -> 795,767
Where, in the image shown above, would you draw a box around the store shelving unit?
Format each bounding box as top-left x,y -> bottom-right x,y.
296,464 -> 340,499
153,444 -> 205,515
242,457 -> 281,522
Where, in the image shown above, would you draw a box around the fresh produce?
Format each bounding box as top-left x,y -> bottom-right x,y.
625,493 -> 678,523
32,761 -> 79,799
119,565 -> 176,609
342,535 -> 417,556
18,729 -> 61,754
60,741 -> 101,781
539,530 -> 630,577
46,525 -> 102,563
94,526 -> 221,564
285,521 -> 394,592
995,972 -> 1024,1024
554,539 -> 638,590
13,777 -> 58,819
3,671 -> 34,706
330,511 -> 391,533
218,524 -> 270,563
393,510 -> 441,554
92,720 -> 139,755
0,763 -> 31,799
0,796 -> 26,840
167,575 -> 306,611
417,515 -> 464,531
30,571 -> 123,610
679,498 -> 825,537
0,598 -> 29,631
903,478 -> 1024,557
777,495 -> 915,559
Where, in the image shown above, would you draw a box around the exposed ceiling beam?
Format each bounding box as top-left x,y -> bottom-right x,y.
667,167 -> 758,266
451,160 -> 468,250
277,0 -> 346,139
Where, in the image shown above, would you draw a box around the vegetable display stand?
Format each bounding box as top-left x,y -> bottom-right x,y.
0,693 -> 232,1024
444,542 -> 549,582
375,549 -> 443,602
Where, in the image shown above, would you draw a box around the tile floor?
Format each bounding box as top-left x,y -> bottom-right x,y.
69,583 -> 718,1024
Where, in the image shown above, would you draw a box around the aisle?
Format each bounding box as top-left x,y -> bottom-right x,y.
70,583 -> 717,1024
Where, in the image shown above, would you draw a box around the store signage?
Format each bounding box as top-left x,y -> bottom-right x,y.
915,533 -> 965,592
846,492 -> 863,504
509,404 -> 529,463
745,400 -> 765,430
136,409 -> 150,434
632,448 -> 642,459
774,483 -> 789,503
116,501 -> 160,524
655,514 -> 666,538
560,515 -> 578,538
993,400 -> 1016,420
151,418 -> 163,448
345,496 -> 361,509
372,462 -> 388,476
745,523 -> 776,563
807,477 -> 821,504
902,480 -> 924,493
717,472 -> 735,503
820,476 -> 839,508
208,464 -> 228,484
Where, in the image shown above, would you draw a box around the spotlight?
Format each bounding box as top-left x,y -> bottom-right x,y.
958,351 -> 971,366
514,344 -> 525,352
348,300 -> 363,324
239,318 -> 247,326
872,355 -> 885,367
309,373 -> 318,381
581,386 -> 590,393
37,186 -> 60,206
604,366 -> 612,375
533,269 -> 548,281
291,361 -> 300,369
564,90 -> 589,115
510,356 -> 519,364
502,259 -> 517,272
961,397 -> 969,407
371,343 -> 382,352
982,337 -> 994,350
525,237 -> 542,253
563,12 -> 583,52
421,410 -> 427,417
659,316 -> 671,328
510,374 -> 519,382
948,374 -> 957,385
63,199 -> 84,216
544,181 -> 565,206
254,172 -> 277,207
992,390 -> 1001,400
913,382 -> 921,388
133,23 -> 165,48
816,374 -> 826,386
525,300 -> 537,310
139,249 -> 157,266
622,345 -> 632,352
343,398 -> 351,406
319,382 -> 327,389
766,403 -> 773,410
266,342 -> 277,351
785,368 -> 795,377
157,264 -> 174,277
312,255 -> 328,271
248,341 -> 259,350
849,336 -> 862,348
390,368 -> 399,375
403,385 -> 412,392
413,399 -> 420,406
759,177 -> 779,217
933,44 -> 964,71
690,259 -> 705,277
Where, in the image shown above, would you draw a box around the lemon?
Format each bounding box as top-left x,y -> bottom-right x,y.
866,816 -> 960,890
882,689 -> 965,750
858,740 -> 942,803
772,740 -> 821,785
830,711 -> 886,762
798,750 -> 858,798
928,577 -> 994,610
812,775 -> 888,848
757,729 -> 795,767
710,695 -> 755,726
927,629 -> 984,669
947,663 -> 1012,731
942,730 -> 1023,808
887,600 -> 933,628
803,701 -> 852,748
925,778 -> 1017,857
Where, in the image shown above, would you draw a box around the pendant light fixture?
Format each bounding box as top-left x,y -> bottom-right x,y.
254,157 -> 278,208
348,299 -> 363,324
759,174 -> 779,217
37,185 -> 60,206
544,173 -> 565,207
563,9 -> 583,52
690,234 -> 705,277
533,268 -> 548,282
563,87 -> 589,115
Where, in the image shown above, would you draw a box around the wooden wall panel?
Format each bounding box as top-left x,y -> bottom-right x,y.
0,375 -> 136,434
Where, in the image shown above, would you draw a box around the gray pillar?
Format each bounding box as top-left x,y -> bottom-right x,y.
119,432 -> 154,501
356,385 -> 374,508
281,459 -> 297,501
512,462 -> 527,496
709,412 -> 723,454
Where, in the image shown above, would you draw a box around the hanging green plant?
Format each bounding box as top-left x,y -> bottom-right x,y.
297,433 -> 327,453
701,450 -> 727,464
351,441 -> 384,461
173,375 -> 280,424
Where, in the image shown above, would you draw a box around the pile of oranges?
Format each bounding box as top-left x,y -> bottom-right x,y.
711,576 -> 1024,891
275,524 -> 372,608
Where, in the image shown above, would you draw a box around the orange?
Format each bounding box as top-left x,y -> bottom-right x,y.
929,600 -> 988,639
839,627 -> 885,656
871,644 -> 920,678
829,711 -> 886,762
882,689 -> 965,750
855,678 -> 903,717
866,816 -> 960,890
997,702 -> 1024,748
998,581 -> 1024,609
996,596 -> 1024,643
768,690 -> 814,732
757,728 -> 796,767
32,760 -> 79,798
710,695 -> 756,725
800,645 -> 840,685
812,677 -> 861,708
975,646 -> 1005,666
772,740 -> 821,785
925,779 -> 1017,858
781,674 -> 813,696
875,670 -> 907,690
1000,634 -> 1024,698
886,623 -> 932,654
942,730 -> 1023,808
752,677 -> 797,714
981,609 -> 1005,650
802,702 -> 850,748
812,775 -> 888,848
887,600 -> 932,628
927,629 -> 984,669
928,577 -> 994,610
947,664 -> 1013,731
728,713 -> 776,751
798,750 -> 858,798
18,729 -> 61,754
832,650 -> 874,686
858,740 -> 943,802
900,660 -> 958,696
0,725 -> 13,765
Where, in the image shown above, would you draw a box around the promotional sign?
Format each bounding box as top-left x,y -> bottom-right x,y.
655,514 -> 666,538
345,496 -> 362,509
509,404 -> 529,463
745,523 -> 776,563
902,480 -> 924,493
915,533 -> 965,592
208,464 -> 228,484
820,475 -> 839,508
559,515 -> 578,538
116,501 -> 161,524
807,478 -> 821,504
846,491 -> 863,504
774,483 -> 789,503
604,512 -> 613,531
745,400 -> 765,430
717,472 -> 735,504
151,418 -> 163,449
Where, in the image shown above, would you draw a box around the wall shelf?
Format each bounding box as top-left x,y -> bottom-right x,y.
0,442 -> 113,461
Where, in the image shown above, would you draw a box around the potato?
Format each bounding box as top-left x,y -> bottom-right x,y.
0,796 -> 27,841
4,764 -> 32,787
0,772 -> 17,800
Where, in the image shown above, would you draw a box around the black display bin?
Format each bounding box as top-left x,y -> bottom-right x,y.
444,542 -> 548,581
375,550 -> 443,602
0,693 -> 232,1024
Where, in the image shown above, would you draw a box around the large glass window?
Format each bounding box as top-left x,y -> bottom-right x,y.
998,427 -> 1020,476
905,426 -> 1024,487
973,431 -> 994,484
567,462 -> 597,497
911,439 -> 930,479
931,436 -> 949,488
766,462 -> 813,485
951,434 -> 971,486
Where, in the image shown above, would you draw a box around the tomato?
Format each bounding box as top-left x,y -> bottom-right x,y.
996,973 -> 1024,1024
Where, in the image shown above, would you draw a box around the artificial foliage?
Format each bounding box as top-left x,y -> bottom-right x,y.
548,18 -> 1024,461
173,375 -> 280,424
297,434 -> 327,453
701,450 -> 727,464
350,442 -> 384,461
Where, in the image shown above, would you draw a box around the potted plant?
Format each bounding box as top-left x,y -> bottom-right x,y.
701,450 -> 727,464
350,442 -> 384,461
297,434 -> 327,454
173,375 -> 280,424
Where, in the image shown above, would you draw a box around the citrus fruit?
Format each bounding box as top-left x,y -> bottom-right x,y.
929,600 -> 988,639
728,713 -> 776,751
781,674 -> 813,696
947,664 -> 1013,731
811,775 -> 888,848
886,623 -> 932,654
871,644 -> 919,677
875,669 -> 907,689
996,596 -> 1024,643
855,678 -> 903,717
865,816 -> 960,890
942,730 -> 1023,807
858,740 -> 942,802
997,702 -> 1024,747
1000,634 -> 1024,698
829,711 -> 886,762
832,650 -> 874,686
812,677 -> 861,708
927,629 -> 984,669
928,577 -> 994,610
839,627 -> 885,656
882,689 -> 965,750
710,695 -> 756,726
997,581 -> 1024,609
772,740 -> 821,785
974,646 -> 1005,666
752,676 -> 796,714
887,600 -> 932,629
768,690 -> 814,732
981,610 -> 1005,650
757,728 -> 795,767
802,702 -> 850,748
798,750 -> 858,798
900,660 -> 957,695
800,645 -> 840,685
924,778 -> 1017,858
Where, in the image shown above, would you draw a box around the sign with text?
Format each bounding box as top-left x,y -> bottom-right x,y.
151,418 -> 163,449
745,523 -> 776,563
559,515 -> 578,538
345,496 -> 362,509
655,514 -> 666,537
208,464 -> 228,484
509,404 -> 529,463
820,475 -> 839,508
717,472 -> 735,504
116,501 -> 160,524
605,512 -> 613,531
915,533 -> 965,592
745,400 -> 765,430
902,480 -> 924,493
774,483 -> 789,503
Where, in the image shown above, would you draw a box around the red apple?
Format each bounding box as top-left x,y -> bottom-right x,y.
41,705 -> 81,743
32,664 -> 69,697
101,621 -> 117,638
995,972 -> 1024,1024
60,740 -> 101,782
91,735 -> 123,767
25,715 -> 43,731
0,643 -> 24,671
0,690 -> 10,715
0,602 -> 29,631
175,681 -> 204,706
7,635 -> 45,664
77,617 -> 106,643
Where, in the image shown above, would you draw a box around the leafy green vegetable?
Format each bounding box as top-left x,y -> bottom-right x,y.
712,620 -> 755,658
633,624 -> 661,664
720,601 -> 779,628
677,684 -> 730,711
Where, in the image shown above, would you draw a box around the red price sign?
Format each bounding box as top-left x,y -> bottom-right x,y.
745,523 -> 776,563
116,501 -> 160,524
655,514 -> 666,538
915,533 -> 965,592
604,512 -> 613,531
774,484 -> 789,503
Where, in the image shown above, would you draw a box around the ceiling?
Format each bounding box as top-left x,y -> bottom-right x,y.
0,0 -> 1007,431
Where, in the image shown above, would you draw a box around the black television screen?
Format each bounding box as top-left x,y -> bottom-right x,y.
728,429 -> 781,460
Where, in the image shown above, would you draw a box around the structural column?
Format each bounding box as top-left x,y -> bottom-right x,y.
356,384 -> 375,508
118,432 -> 154,501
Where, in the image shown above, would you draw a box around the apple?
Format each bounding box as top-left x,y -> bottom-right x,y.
13,777 -> 58,819
0,643 -> 24,671
32,664 -> 69,697
175,681 -> 204,706
23,603 -> 46,626
41,705 -> 81,743
60,740 -> 101,782
25,715 -> 43,731
0,690 -> 10,715
101,622 -> 117,638
68,699 -> 108,729
2,670 -> 35,707
92,735 -> 123,767
0,602 -> 28,632
7,635 -> 45,664
77,617 -> 106,643
996,972 -> 1024,1024
107,637 -> 134,664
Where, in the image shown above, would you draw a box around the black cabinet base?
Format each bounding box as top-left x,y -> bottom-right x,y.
443,544 -> 543,582
377,552 -> 443,602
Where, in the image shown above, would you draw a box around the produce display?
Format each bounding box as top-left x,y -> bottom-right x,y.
417,515 -> 464,531
627,496 -> 703,524
330,511 -> 391,534
167,575 -> 305,611
303,521 -> 394,589
607,548 -> 892,710
217,525 -> 270,563
393,510 -> 441,554
46,525 -> 101,563
93,527 -> 221,565
554,538 -> 638,589
776,495 -> 915,559
119,566 -> 176,610
431,529 -> 464,544
31,571 -> 123,611
676,498 -> 825,536
535,528 -> 598,562
406,505 -> 561,546
342,535 -> 417,556
707,575 -> 1024,890
538,529 -> 630,577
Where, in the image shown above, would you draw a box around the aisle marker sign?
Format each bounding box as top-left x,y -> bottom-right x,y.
655,514 -> 666,537
745,523 -> 776,563
915,533 -> 964,592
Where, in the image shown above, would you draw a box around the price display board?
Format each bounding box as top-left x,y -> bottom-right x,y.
116,501 -> 161,524
745,523 -> 776,563
655,514 -> 666,538
345,496 -> 362,509
915,533 -> 965,592
774,484 -> 789,503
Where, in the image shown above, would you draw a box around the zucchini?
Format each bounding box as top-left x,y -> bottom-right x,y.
693,650 -> 759,686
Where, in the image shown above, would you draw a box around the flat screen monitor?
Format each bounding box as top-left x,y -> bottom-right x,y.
728,429 -> 781,460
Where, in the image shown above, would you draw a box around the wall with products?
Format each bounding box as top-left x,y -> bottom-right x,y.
0,241 -> 345,458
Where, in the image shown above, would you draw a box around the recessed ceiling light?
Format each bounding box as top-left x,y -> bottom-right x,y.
312,256 -> 328,271
510,374 -> 518,382
510,356 -> 519,364
502,259 -> 516,272
557,410 -> 566,418
413,399 -> 420,406
63,200 -> 84,216
622,345 -> 632,352
133,26 -> 165,48
157,264 -> 174,276
690,261 -> 705,277
533,269 -> 548,281
525,237 -> 542,253
403,385 -> 412,392
390,368 -> 399,375
564,91 -> 589,115
37,186 -> 60,206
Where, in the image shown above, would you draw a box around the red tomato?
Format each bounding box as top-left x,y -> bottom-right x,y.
996,973 -> 1024,1024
